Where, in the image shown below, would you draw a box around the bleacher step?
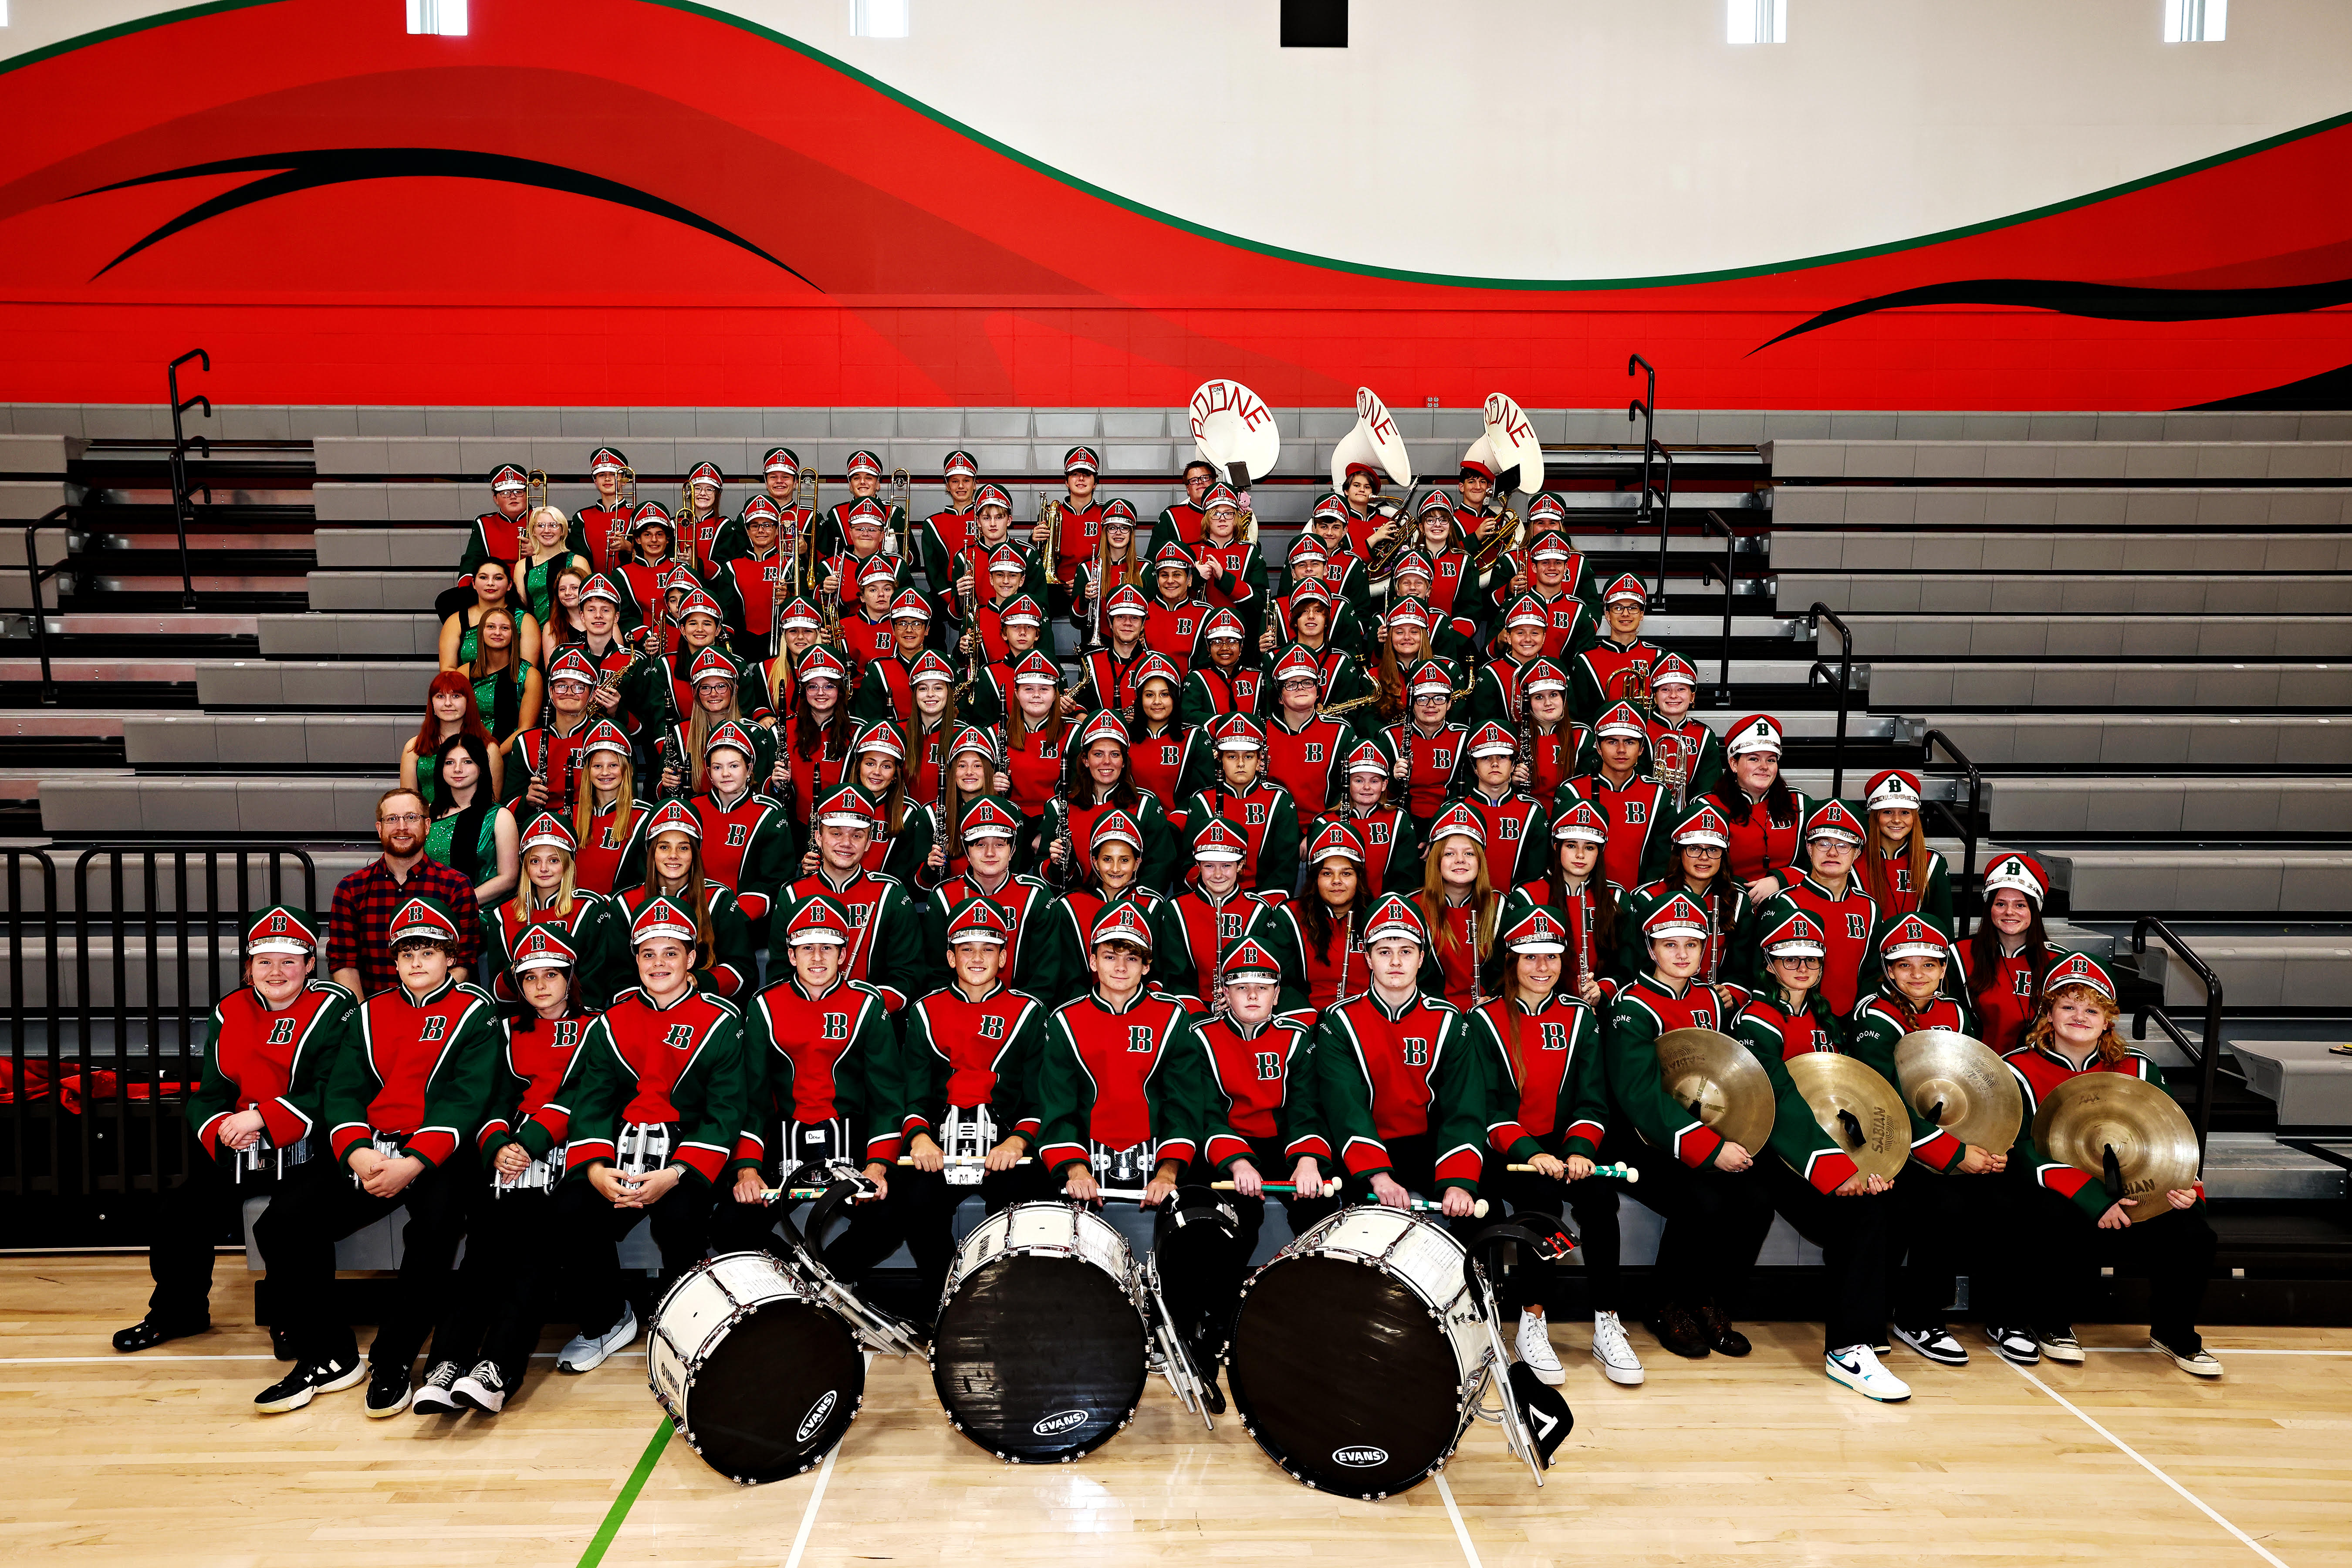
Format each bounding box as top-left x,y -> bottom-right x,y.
1919,714 -> 2349,767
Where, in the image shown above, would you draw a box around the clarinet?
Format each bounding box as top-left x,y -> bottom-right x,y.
1573,881 -> 1593,997
1515,678 -> 1536,793
1048,772 -> 1075,890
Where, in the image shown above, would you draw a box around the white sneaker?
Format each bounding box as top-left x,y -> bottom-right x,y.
1590,1310 -> 1645,1386
556,1303 -> 639,1374
1825,1344 -> 1912,1402
1515,1311 -> 1565,1386
452,1360 -> 508,1413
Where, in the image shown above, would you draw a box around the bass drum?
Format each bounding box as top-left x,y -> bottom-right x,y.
1227,1206 -> 1484,1499
648,1251 -> 866,1484
931,1202 -> 1147,1463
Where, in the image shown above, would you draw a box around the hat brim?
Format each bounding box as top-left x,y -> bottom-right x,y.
247,937 -> 314,956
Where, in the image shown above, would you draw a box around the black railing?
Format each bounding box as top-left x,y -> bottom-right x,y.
3,848 -> 62,1196
2131,917 -> 2227,1164
1695,509 -> 1738,707
1806,602 -> 1854,797
18,507 -> 71,705
1627,354 -> 1676,609
166,348 -> 211,610
1920,728 -> 1984,938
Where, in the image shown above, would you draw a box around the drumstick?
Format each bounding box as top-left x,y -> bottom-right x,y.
1407,1196 -> 1490,1218
757,1184 -> 882,1203
896,1156 -> 1034,1167
1507,1160 -> 1640,1184
1210,1179 -> 1344,1198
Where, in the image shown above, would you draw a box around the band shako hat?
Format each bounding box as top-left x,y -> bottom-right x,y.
245,905 -> 320,957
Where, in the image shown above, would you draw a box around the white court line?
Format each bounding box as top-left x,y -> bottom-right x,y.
2082,1348 -> 2352,1356
1432,1473 -> 1484,1568
0,1351 -> 566,1365
2000,1358 -> 2290,1568
782,1443 -> 839,1568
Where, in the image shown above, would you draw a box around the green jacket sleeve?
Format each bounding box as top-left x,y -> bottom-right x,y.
1602,990 -> 1727,1170
1253,794 -> 1301,897
1731,1010 -> 1857,1191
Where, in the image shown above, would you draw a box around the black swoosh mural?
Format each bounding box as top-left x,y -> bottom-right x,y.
1752,276 -> 2352,354
71,148 -> 816,287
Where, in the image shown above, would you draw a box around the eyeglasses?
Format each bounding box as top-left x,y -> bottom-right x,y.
379,813 -> 426,826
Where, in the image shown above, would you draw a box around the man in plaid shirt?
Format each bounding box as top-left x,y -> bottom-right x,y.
328,788 -> 483,997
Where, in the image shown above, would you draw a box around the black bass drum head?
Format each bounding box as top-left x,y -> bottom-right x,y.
683,1299 -> 865,1484
932,1253 -> 1146,1462
1228,1254 -> 1467,1499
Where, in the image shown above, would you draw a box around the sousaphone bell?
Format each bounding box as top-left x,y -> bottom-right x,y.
1784,1054 -> 1910,1182
1894,1030 -> 2024,1153
2031,1073 -> 2201,1224
1653,1028 -> 1774,1156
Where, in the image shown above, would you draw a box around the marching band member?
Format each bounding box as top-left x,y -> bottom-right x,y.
896,899 -> 1051,1274
919,796 -> 1053,989
770,645 -> 857,826
894,651 -> 957,807
1149,459 -> 1218,553
1143,541 -> 1213,674
253,896 -> 499,1416
819,500 -> 909,630
1072,497 -> 1148,645
1298,499 -> 1374,620
508,646 -> 598,814
1753,801 -> 1880,1017
1365,598 -> 1430,726
404,670 -> 504,812
1298,820 -> 1371,1009
1059,710 -> 1183,895
458,463 -> 540,577
931,725 -> 1011,882
1312,894 -> 1484,1216
1642,654 -> 1725,808
1470,905 -> 1646,1388
730,446 -> 811,571
963,550 -> 1036,671
422,733 -> 519,907
717,896 -> 909,1288
1262,548 -> 1369,664
1026,809 -> 1169,1002
488,811 -> 626,1008
1073,585 -> 1155,716
1859,769 -> 1953,925
758,597 -> 826,719
656,649 -> 777,798
614,505 -> 685,628
1616,804 -> 1754,1001
635,588 -> 741,740
1001,650 -> 1073,862
678,461 -> 728,574
1336,464 -> 1392,553
850,590 -> 942,723
1499,539 -> 1597,662
1179,608 -> 1263,727
1382,658 -> 1467,831
968,594 -> 1048,723
1512,658 -> 1587,804
1152,817 -> 1308,1012
686,723 -> 794,926
944,486 -> 1047,646
842,720 -> 934,884
569,721 -> 649,897
915,449 -> 982,598
1382,550 -> 1479,659
1036,445 -> 1107,612
611,800 -> 759,1001
1181,713 -> 1302,896
1405,491 -> 1477,624
1457,720 -> 1551,889
439,559 -> 539,674
412,925 -> 593,1417
2005,953 -> 2221,1377
1413,804 -> 1504,1011
544,896 -> 747,1375
1605,893 -> 1772,1361
1324,737 -> 1421,893
1125,654 -> 1208,824
1570,574 -> 1661,723
709,497 -> 785,652
1467,595 -> 1552,724
769,784 -> 926,1011
1196,937 -> 1336,1402
1495,514 -> 1600,624
1730,909 -> 1910,1402
1503,800 -> 1620,1004
818,449 -> 900,560
1262,648 -> 1352,816
578,448 -> 634,575
1959,852 -> 2059,1051
1708,714 -> 1814,901
1191,483 -> 1267,632
571,576 -> 642,721
1845,915 -> 2028,1369
517,506 -> 590,628
114,906 -> 351,1357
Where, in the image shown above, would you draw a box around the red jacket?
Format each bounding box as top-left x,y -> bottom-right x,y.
1381,721 -> 1467,820
1198,1009 -> 1332,1169
1032,987 -> 1209,1176
1264,713 -> 1350,816
1768,876 -> 1881,1017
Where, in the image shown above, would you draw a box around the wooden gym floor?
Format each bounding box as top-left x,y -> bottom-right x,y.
3,1258 -> 2345,1568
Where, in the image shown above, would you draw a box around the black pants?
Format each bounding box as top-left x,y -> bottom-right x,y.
1484,1128 -> 1640,1317
891,1160 -> 1053,1318
1184,1138 -> 1340,1361
252,1149 -> 478,1371
1758,1160 -> 1893,1353
429,1176 -> 558,1388
550,1173 -> 718,1339
1629,1139 -> 1775,1314
709,1178 -> 912,1294
2026,1187 -> 2216,1343
1890,1162 -> 2039,1328
144,1129 -> 291,1330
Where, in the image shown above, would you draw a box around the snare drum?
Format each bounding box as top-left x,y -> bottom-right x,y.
648,1252 -> 866,1485
930,1202 -> 1148,1463
1227,1206 -> 1485,1499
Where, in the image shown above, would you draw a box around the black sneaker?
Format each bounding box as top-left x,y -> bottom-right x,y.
253,1354 -> 365,1414
364,1362 -> 413,1418
1984,1325 -> 2041,1366
452,1360 -> 507,1414
2035,1325 -> 2085,1365
411,1359 -> 464,1415
1892,1322 -> 1969,1367
2151,1331 -> 2223,1378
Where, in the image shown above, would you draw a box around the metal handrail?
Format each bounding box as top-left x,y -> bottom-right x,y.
1805,602 -> 1854,797
2131,916 -> 2225,1164
3,848 -> 61,1196
1920,727 -> 1984,938
166,349 -> 211,610
1626,354 -> 1677,609
1696,510 -> 1737,707
19,507 -> 71,705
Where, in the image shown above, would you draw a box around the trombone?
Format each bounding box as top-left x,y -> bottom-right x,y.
887,466 -> 911,559
524,469 -> 549,562
611,464 -> 639,566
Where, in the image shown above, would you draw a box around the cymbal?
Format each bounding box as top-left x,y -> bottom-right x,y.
1784,1053 -> 1910,1181
1894,1029 -> 2025,1152
2031,1073 -> 2201,1223
1653,1028 -> 1774,1156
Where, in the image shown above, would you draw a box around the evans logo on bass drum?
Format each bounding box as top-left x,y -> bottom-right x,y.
1332,1446 -> 1389,1468
1032,1409 -> 1091,1437
797,1391 -> 839,1443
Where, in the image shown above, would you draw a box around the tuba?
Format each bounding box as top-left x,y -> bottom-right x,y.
1466,392 -> 1544,573
1191,377 -> 1281,492
1336,386 -> 1418,581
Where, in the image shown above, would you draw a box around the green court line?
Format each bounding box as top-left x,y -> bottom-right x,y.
577,1419 -> 674,1568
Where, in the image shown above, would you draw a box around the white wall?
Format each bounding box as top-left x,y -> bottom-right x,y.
10,0 -> 2350,280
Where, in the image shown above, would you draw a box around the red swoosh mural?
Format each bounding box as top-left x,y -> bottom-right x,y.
1,0 -> 2349,408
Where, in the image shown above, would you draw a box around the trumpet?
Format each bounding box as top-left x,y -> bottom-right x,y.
524,469 -> 549,561
1470,504 -> 1523,574
1619,658 -> 1656,719
1652,730 -> 1693,814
